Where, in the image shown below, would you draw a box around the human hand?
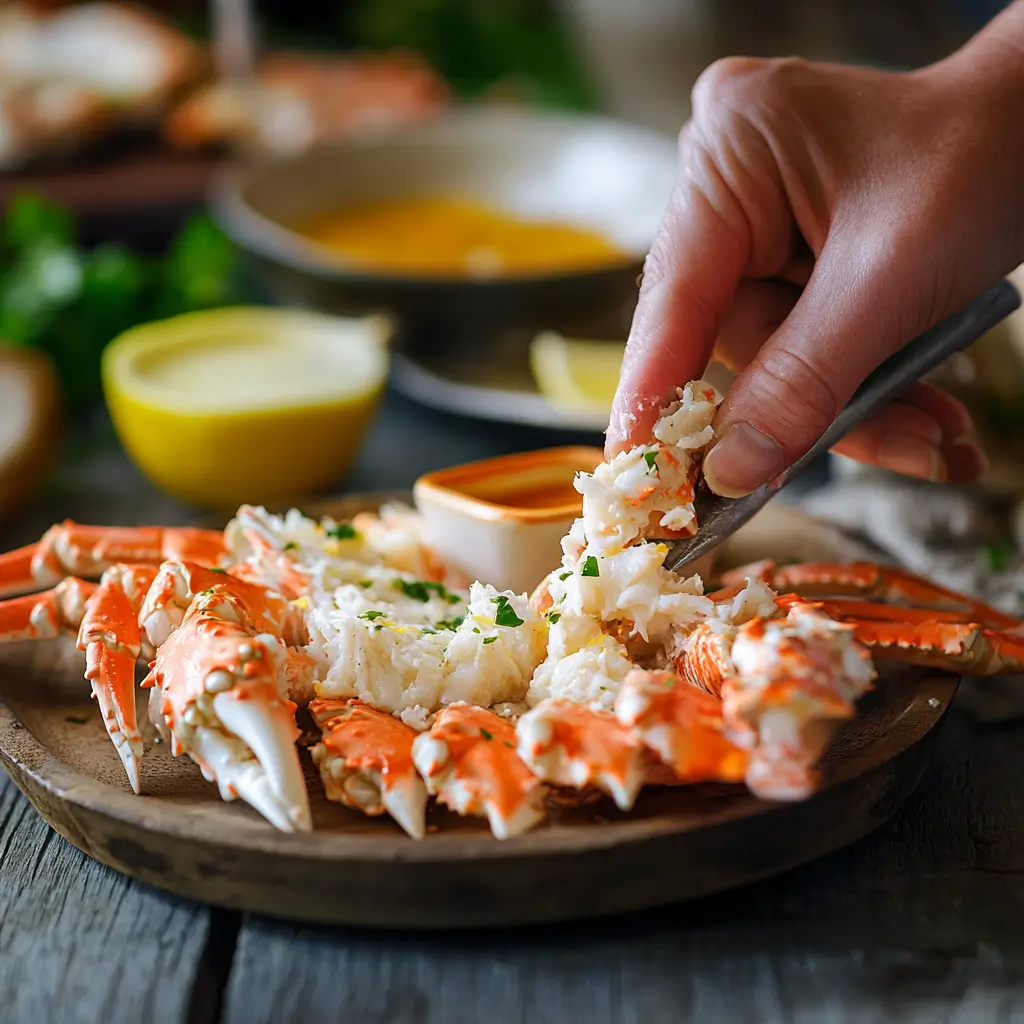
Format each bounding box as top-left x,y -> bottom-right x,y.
607,5 -> 1024,496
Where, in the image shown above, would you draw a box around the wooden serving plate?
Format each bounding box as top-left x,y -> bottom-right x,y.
0,499 -> 958,928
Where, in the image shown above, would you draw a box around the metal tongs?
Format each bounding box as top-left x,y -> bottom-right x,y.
660,279 -> 1022,576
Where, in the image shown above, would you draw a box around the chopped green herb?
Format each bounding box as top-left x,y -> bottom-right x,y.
472,627 -> 481,634
65,715 -> 90,725
421,626 -> 437,634
359,610 -> 386,621
437,615 -> 465,631
581,555 -> 600,577
547,612 -> 561,624
482,635 -> 497,644
558,570 -> 572,581
283,541 -> 298,552
358,580 -> 372,589
327,522 -> 359,541
393,578 -> 461,604
492,595 -> 525,627
198,587 -> 215,596
480,728 -> 493,741
503,740 -> 514,749
985,543 -> 1012,573
643,450 -> 659,473
209,567 -> 227,574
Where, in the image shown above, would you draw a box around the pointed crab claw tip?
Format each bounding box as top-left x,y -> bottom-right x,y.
212,692 -> 309,827
381,779 -> 428,841
118,742 -> 142,794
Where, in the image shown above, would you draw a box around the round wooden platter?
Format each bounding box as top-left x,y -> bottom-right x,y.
0,498 -> 958,929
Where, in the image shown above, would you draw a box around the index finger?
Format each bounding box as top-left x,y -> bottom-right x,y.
606,127 -> 751,456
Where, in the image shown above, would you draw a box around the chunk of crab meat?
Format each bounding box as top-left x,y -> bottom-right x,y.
723,560 -> 1022,633
676,620 -> 736,697
720,607 -> 876,800
614,670 -> 748,786
310,698 -> 428,840
411,703 -> 546,839
0,522 -> 229,597
146,593 -> 313,831
516,698 -> 646,810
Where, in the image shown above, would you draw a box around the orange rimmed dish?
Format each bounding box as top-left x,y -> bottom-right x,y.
413,446 -> 604,594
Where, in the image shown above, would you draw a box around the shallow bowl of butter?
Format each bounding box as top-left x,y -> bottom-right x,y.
212,107 -> 677,358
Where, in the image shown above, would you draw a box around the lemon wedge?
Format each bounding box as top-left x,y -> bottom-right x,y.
529,331 -> 624,413
102,307 -> 390,508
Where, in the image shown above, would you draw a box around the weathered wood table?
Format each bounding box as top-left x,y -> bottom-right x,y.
2,391 -> 1023,1024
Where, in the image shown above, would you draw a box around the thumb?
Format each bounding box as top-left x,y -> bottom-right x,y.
606,136 -> 750,457
701,235 -> 935,497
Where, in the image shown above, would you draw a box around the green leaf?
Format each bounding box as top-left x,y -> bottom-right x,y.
491,595 -> 524,627
581,556 -> 600,578
326,522 -> 359,541
359,610 -> 386,621
643,451 -> 658,473
984,543 -> 1012,573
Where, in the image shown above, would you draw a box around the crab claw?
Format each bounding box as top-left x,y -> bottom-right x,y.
516,698 -> 646,811
77,567 -> 158,794
310,698 -> 428,840
412,703 -> 546,839
148,589 -> 313,832
615,670 -> 749,786
0,542 -> 44,598
209,694 -> 311,832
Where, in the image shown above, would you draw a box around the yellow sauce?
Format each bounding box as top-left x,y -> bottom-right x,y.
298,196 -> 626,277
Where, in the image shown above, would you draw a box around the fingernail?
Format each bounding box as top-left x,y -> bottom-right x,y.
703,422 -> 785,497
878,433 -> 948,482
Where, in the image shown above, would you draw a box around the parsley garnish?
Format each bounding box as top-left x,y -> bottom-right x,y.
421,626 -> 437,634
503,741 -> 514,749
358,580 -> 372,589
643,450 -> 659,473
581,555 -> 600,577
209,567 -> 227,574
483,636 -> 497,644
283,542 -> 297,552
547,612 -> 561,624
359,610 -> 386,621
558,570 -> 572,581
480,728 -> 493,741
198,588 -> 215,596
393,578 -> 461,604
985,543 -> 1011,573
492,595 -> 524,627
327,522 -> 359,541
437,615 -> 465,631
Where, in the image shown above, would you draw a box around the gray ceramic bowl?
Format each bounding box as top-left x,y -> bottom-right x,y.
211,107 -> 678,355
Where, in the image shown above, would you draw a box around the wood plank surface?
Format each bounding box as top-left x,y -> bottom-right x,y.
220,709 -> 1024,1024
0,773 -> 216,1024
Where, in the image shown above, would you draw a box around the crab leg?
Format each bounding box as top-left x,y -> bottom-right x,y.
310,698 -> 428,839
0,577 -> 97,643
516,698 -> 647,811
722,560 -> 1021,633
411,703 -> 547,839
786,597 -> 1024,675
145,586 -> 314,832
0,522 -> 229,598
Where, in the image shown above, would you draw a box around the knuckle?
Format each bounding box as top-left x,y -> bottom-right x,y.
748,347 -> 841,452
693,55 -> 807,117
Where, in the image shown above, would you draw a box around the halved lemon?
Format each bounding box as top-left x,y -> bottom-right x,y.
529,331 -> 624,413
102,307 -> 390,508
